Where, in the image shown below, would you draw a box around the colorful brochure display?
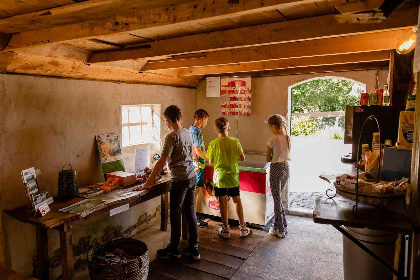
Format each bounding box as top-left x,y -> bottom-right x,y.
21,167 -> 53,215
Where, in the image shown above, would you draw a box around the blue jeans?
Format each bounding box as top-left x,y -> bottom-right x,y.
169,176 -> 198,250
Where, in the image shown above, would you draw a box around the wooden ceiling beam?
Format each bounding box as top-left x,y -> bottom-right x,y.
141,28 -> 410,71
249,61 -> 390,77
89,7 -> 417,63
172,50 -> 390,77
3,52 -> 201,87
4,0 -> 313,51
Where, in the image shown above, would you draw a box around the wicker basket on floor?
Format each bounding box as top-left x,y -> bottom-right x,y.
88,238 -> 149,280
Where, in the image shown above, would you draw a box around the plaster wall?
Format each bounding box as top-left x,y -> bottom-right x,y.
0,74 -> 195,277
197,70 -> 388,153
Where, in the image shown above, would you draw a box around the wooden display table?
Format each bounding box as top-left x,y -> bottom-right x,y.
313,196 -> 413,280
5,175 -> 171,280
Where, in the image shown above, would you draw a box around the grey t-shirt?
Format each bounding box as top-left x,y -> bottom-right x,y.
161,128 -> 196,182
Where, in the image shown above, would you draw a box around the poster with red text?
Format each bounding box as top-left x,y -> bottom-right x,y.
220,76 -> 251,116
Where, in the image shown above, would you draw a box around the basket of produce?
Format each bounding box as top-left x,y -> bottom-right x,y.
88,238 -> 149,280
334,173 -> 408,206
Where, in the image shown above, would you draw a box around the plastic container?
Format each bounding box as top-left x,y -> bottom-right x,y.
361,144 -> 370,158
360,92 -> 369,106
372,132 -> 380,152
406,95 -> 416,111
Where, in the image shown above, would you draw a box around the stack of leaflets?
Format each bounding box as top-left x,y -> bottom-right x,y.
21,167 -> 53,212
106,171 -> 137,187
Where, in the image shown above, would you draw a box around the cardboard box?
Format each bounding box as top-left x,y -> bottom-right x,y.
397,111 -> 415,150
382,147 -> 412,181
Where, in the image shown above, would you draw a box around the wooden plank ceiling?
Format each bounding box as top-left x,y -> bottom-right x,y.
0,0 -> 417,87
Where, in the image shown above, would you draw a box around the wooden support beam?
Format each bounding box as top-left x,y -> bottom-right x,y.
89,7 -> 418,63
5,0 -> 313,51
5,51 -> 201,87
249,61 -> 389,77
174,50 -> 390,76
389,49 -> 414,111
141,28 -> 410,71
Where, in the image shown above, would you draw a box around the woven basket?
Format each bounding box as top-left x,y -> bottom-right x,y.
334,182 -> 405,206
88,238 -> 149,280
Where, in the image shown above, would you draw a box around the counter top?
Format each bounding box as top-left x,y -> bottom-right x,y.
313,196 -> 412,233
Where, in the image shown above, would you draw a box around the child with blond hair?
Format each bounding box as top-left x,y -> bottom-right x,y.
266,114 -> 290,238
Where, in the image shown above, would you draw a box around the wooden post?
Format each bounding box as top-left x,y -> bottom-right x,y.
35,225 -> 48,280
160,193 -> 169,231
389,50 -> 414,112
409,72 -> 420,279
59,223 -> 74,280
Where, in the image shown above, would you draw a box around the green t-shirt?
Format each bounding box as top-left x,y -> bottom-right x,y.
206,136 -> 244,188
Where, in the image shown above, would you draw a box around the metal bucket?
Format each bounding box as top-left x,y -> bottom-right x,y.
343,227 -> 398,280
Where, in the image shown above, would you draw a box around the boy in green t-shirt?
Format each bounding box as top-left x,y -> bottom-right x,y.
206,117 -> 251,239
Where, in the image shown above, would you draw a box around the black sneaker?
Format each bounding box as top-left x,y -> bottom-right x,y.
182,247 -> 200,261
157,246 -> 181,260
197,217 -> 208,227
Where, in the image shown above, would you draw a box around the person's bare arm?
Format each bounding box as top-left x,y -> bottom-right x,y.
266,145 -> 272,162
239,154 -> 245,161
209,158 -> 214,165
194,146 -> 208,161
134,156 -> 168,190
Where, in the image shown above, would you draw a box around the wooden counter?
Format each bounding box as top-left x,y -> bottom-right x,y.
5,175 -> 171,280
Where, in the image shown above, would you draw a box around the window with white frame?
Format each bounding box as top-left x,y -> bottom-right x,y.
122,104 -> 161,147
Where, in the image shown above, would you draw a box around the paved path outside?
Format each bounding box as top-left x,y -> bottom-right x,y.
289,137 -> 354,193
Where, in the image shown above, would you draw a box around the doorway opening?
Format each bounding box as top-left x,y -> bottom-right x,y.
288,77 -> 366,214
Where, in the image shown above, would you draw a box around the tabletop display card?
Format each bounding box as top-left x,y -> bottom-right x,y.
96,133 -> 125,174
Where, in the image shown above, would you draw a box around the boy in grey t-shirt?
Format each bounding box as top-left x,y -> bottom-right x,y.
136,105 -> 200,260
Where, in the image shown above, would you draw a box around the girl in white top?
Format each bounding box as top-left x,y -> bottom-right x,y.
266,114 -> 290,238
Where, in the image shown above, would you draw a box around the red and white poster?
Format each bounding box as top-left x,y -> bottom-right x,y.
220,77 -> 251,116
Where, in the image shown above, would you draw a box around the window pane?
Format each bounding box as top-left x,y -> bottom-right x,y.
122,107 -> 128,124
129,107 -> 141,123
129,125 -> 142,145
122,126 -> 129,146
141,124 -> 154,143
141,106 -> 152,123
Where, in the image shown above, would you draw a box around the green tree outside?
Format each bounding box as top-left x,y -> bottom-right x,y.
291,78 -> 363,137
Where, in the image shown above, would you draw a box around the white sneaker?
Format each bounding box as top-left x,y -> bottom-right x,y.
218,225 -> 231,239
269,228 -> 286,238
239,225 -> 252,238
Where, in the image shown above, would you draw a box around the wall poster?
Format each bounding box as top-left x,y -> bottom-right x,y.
220,76 -> 252,116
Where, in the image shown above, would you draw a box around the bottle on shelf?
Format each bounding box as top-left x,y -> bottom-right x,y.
376,89 -> 383,106
369,91 -> 377,106
383,84 -> 390,106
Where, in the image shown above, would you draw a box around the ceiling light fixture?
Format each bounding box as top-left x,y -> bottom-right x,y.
396,27 -> 417,54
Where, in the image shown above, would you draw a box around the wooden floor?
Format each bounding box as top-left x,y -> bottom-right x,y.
148,221 -> 267,280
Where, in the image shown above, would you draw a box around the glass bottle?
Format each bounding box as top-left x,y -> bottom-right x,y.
383,84 -> 390,106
